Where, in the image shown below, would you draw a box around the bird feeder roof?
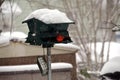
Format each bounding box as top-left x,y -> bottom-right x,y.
23,8 -> 74,24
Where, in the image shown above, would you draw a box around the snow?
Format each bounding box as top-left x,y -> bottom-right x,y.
0,31 -> 27,46
54,43 -> 79,50
51,62 -> 73,70
24,8 -> 74,24
100,56 -> 120,75
1,31 -> 27,43
0,62 -> 73,72
0,35 -> 10,47
87,42 -> 120,62
75,42 -> 120,64
1,31 -> 27,39
0,1 -> 22,31
97,0 -> 120,11
1,1 -> 22,16
76,53 -> 82,63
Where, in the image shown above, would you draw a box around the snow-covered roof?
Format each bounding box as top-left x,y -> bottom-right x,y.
23,8 -> 74,24
0,62 -> 73,72
1,1 -> 22,16
100,56 -> 120,75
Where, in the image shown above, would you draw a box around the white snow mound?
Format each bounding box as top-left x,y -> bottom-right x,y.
24,8 -> 73,24
0,62 -> 73,72
0,35 -> 10,47
100,56 -> 120,75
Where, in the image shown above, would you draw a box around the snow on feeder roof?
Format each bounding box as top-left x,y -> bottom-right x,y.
23,8 -> 74,24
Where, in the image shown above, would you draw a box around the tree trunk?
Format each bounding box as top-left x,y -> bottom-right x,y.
0,0 -> 4,7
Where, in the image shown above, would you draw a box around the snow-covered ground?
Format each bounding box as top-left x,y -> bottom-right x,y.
89,42 -> 120,62
76,42 -> 120,63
